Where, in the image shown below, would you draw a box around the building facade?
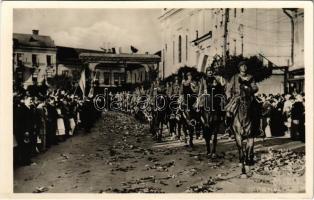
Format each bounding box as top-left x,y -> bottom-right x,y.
284,8 -> 304,93
159,8 -> 296,94
56,46 -> 104,83
13,30 -> 57,88
79,53 -> 160,88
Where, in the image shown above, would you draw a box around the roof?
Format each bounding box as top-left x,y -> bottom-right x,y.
57,46 -> 104,65
13,33 -> 56,49
79,52 -> 161,64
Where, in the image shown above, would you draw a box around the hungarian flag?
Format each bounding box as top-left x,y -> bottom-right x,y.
37,65 -> 46,84
79,69 -> 86,97
197,53 -> 209,72
130,46 -> 138,53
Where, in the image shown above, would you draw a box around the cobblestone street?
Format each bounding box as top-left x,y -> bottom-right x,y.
14,112 -> 305,193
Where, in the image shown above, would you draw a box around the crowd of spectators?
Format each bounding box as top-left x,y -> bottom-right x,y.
13,84 -> 101,167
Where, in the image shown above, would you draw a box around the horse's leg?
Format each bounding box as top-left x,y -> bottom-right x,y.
177,119 -> 181,139
211,119 -> 220,157
203,112 -> 211,155
246,137 -> 255,165
189,125 -> 194,147
158,118 -> 163,142
182,113 -> 188,144
234,131 -> 246,176
187,111 -> 195,148
151,113 -> 156,139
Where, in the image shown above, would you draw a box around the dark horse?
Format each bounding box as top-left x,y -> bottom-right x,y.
201,89 -> 225,157
230,83 -> 261,178
152,93 -> 169,142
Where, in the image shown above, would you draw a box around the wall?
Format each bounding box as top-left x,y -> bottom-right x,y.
159,8 -> 292,78
13,49 -> 56,87
257,74 -> 285,95
292,9 -> 304,70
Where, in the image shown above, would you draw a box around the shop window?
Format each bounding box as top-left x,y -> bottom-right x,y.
114,73 -> 120,85
104,72 -> 110,85
95,71 -> 100,80
32,54 -> 38,67
47,55 -> 52,66
62,70 -> 69,77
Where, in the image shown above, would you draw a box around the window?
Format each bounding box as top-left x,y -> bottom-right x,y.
165,44 -> 167,51
233,39 -> 237,56
173,41 -> 175,64
104,72 -> 110,85
32,54 -> 38,66
186,35 -> 188,61
114,73 -> 120,85
46,55 -> 51,66
241,8 -> 244,13
62,70 -> 69,77
17,53 -> 23,61
178,35 -> 182,63
234,8 -> 237,18
95,71 -> 100,80
17,53 -> 23,66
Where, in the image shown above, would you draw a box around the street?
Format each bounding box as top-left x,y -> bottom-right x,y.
14,111 -> 305,193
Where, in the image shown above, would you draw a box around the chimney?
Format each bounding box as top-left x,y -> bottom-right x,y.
32,30 -> 39,35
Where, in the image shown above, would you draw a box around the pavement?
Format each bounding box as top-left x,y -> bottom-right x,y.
14,111 -> 305,193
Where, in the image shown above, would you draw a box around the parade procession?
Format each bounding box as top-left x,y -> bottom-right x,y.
11,7 -> 307,193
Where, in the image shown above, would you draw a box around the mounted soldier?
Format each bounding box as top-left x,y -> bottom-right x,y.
150,78 -> 168,142
225,61 -> 261,177
198,64 -> 226,157
181,72 -> 198,147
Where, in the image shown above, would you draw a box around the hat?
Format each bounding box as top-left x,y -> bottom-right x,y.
238,61 -> 247,69
206,67 -> 214,73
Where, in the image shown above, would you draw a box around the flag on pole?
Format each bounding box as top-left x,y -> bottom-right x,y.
88,71 -> 97,98
131,45 -> 138,53
88,86 -> 94,98
79,69 -> 86,97
197,53 -> 209,72
37,65 -> 46,84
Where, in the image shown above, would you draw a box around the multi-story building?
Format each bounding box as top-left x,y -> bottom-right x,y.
13,30 -> 161,89
159,8 -> 296,94
79,52 -> 160,88
283,8 -> 304,93
56,46 -> 104,83
13,30 -> 57,87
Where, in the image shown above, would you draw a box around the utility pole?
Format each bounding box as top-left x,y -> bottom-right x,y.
223,8 -> 229,66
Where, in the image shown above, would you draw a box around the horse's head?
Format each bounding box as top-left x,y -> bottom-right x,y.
240,84 -> 252,99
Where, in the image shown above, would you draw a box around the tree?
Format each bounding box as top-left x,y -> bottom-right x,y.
212,54 -> 272,82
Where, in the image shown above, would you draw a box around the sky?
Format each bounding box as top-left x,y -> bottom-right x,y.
13,9 -> 162,54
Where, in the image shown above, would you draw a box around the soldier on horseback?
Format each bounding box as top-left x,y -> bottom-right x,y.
225,61 -> 261,176
181,72 -> 198,147
150,78 -> 168,142
198,65 -> 226,157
